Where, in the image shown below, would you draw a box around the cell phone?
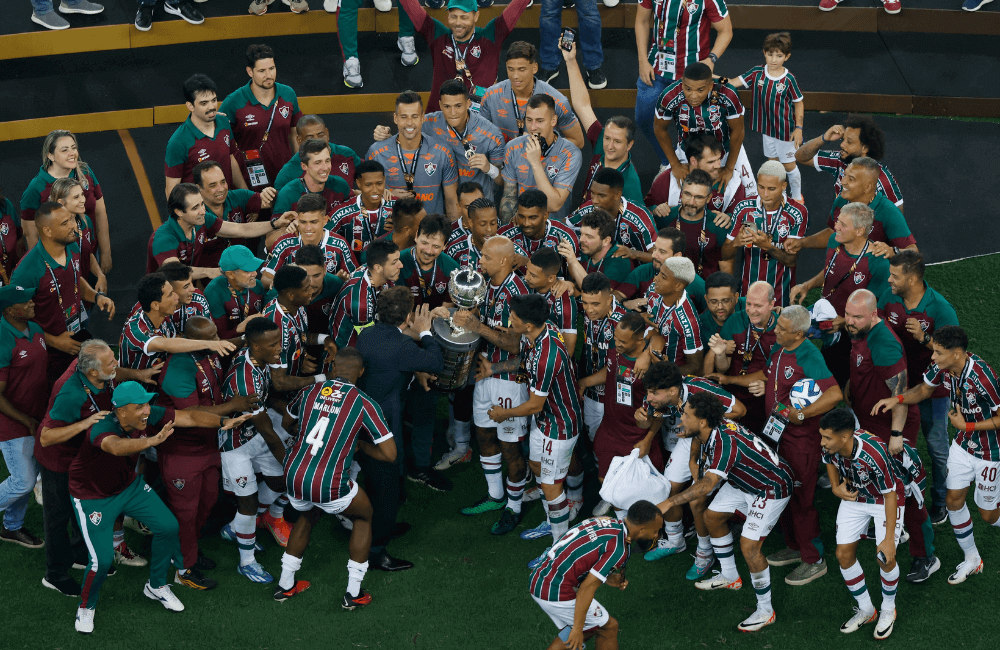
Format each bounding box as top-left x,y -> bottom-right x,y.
877,550 -> 887,564
560,27 -> 577,52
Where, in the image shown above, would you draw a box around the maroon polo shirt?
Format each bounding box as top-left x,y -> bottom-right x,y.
0,318 -> 48,441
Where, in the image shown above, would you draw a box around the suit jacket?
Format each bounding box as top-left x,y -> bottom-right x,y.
356,321 -> 445,434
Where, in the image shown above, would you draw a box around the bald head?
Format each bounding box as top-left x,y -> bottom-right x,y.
747,281 -> 775,304
184,315 -> 218,341
480,235 -> 516,281
484,235 -> 514,261
847,288 -> 877,314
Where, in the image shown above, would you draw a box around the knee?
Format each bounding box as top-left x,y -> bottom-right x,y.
945,492 -> 964,511
500,442 -> 523,464
740,538 -> 762,563
5,472 -> 34,497
835,545 -> 854,568
600,617 -> 619,637
980,508 -> 1000,525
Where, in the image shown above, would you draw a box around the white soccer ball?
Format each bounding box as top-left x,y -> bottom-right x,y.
789,378 -> 822,410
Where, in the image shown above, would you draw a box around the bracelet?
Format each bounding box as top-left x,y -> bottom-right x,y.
487,164 -> 500,180
966,421 -> 975,433
794,126 -> 803,130
314,373 -> 327,383
890,430 -> 903,438
709,53 -> 718,64
96,291 -> 107,299
316,334 -> 328,344
896,395 -> 905,404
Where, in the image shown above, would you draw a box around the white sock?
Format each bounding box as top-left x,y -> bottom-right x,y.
712,533 -> 739,581
697,534 -> 713,553
505,475 -> 527,514
751,568 -> 773,612
547,494 -> 570,541
786,165 -> 803,200
566,472 -> 584,502
279,552 -> 302,590
949,505 -> 980,561
664,520 -> 684,547
269,494 -> 288,519
454,418 -> 471,450
480,453 -> 504,500
840,560 -> 873,612
879,565 -> 899,611
258,484 -> 280,514
346,559 -> 368,597
233,512 -> 257,566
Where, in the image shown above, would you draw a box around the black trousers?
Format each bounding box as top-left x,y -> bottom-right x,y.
40,466 -> 86,581
357,455 -> 399,553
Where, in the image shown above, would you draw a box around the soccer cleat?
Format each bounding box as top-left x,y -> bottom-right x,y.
434,447 -> 472,471
568,499 -> 583,522
342,589 -> 373,610
175,568 -> 217,590
840,606 -> 877,633
220,523 -> 264,551
686,550 -> 715,580
818,0 -> 840,9
343,57 -> 363,89
491,508 -> 523,536
874,608 -> 896,640
523,486 -> 542,502
592,499 -> 612,517
274,580 -> 311,602
906,555 -> 940,583
766,548 -> 801,567
898,528 -> 909,545
695,571 -> 742,591
143,582 -> 185,612
75,607 -> 95,634
124,516 -> 152,536
528,547 -> 551,570
336,514 -> 354,531
397,37 -> 418,67
947,558 -> 984,585
738,607 -> 775,632
408,466 -> 453,492
644,538 -> 686,562
263,513 -> 292,547
520,520 -> 552,540
238,561 -> 275,583
962,0 -> 992,10
460,495 -> 506,516
785,559 -> 827,586
115,541 -> 148,567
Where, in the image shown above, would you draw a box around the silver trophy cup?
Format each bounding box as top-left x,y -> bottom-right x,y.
429,267 -> 488,392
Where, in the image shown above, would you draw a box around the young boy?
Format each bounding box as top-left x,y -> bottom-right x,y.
728,33 -> 804,201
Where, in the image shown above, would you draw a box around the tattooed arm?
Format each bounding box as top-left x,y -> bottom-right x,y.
886,368 -> 908,453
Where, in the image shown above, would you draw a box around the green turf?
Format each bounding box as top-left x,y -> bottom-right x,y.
2,256 -> 999,649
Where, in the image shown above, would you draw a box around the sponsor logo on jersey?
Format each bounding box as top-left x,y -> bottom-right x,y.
18,350 -> 26,359
757,79 -> 765,88
279,106 -> 290,119
784,366 -> 794,379
443,45 -> 454,58
173,478 -> 185,490
89,512 -> 102,525
424,162 -> 438,176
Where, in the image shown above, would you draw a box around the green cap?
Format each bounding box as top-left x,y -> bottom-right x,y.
219,245 -> 264,272
111,381 -> 157,408
0,285 -> 36,312
447,0 -> 477,12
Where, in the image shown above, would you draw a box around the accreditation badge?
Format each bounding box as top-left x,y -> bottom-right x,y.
244,149 -> 269,188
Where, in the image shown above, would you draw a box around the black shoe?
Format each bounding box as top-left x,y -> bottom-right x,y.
0,525 -> 44,549
424,0 -> 445,7
175,567 -> 218,590
906,555 -> 941,583
163,0 -> 203,24
538,68 -> 559,84
105,564 -> 117,577
391,522 -> 411,539
490,507 -> 523,536
134,4 -> 153,30
194,551 -> 216,571
930,505 -> 948,525
369,550 -> 414,572
563,0 -> 575,6
342,588 -> 373,610
408,466 -> 453,492
585,67 -> 608,90
683,523 -> 696,538
42,575 -> 81,597
477,0 -> 494,6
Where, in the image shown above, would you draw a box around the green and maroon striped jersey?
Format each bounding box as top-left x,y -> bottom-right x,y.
655,80 -> 744,154
330,267 -> 391,350
262,298 -> 309,378
119,309 -> 175,371
737,67 -> 803,141
569,198 -> 656,254
284,380 -> 393,502
529,516 -> 630,602
727,196 -> 808,306
821,234 -> 891,315
221,349 -> 270,451
264,231 -> 356,280
640,0 -> 728,80
924,353 -> 1000,461
704,420 -> 794,499
659,205 -> 730,277
822,430 -> 903,505
581,298 -> 627,401
328,196 -> 395,264
650,375 -> 736,450
398,248 -> 460,310
480,272 -> 529,382
814,150 -> 903,207
522,325 -> 581,440
646,289 -> 703,365
499,219 -> 579,258
536,287 -> 579,340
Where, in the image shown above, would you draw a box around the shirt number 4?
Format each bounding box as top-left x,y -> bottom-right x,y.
305,416 -> 332,456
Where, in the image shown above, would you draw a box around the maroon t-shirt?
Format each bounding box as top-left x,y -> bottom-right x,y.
156,352 -> 224,457
849,320 -> 920,444
34,360 -> 115,473
0,319 -> 48,442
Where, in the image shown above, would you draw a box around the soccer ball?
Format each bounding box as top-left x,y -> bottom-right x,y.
789,378 -> 822,409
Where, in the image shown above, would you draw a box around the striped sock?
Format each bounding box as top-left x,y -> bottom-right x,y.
547,494 -> 570,541
751,568 -> 773,612
879,565 -> 899,611
233,512 -> 257,566
712,533 -> 739,581
787,165 -> 803,201
279,552 -> 302,590
664,520 -> 684,546
481,454 -> 504,500
113,529 -> 124,550
948,505 -> 980,561
506,475 -> 527,514
270,494 -> 289,519
566,472 -> 584,503
697,534 -> 713,554
840,560 -> 873,612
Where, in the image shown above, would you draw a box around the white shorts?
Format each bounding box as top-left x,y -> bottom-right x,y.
670,144 -> 757,199
529,424 -> 578,485
835,500 -> 905,546
665,436 -> 693,484
221,435 -> 285,497
583,396 -> 605,442
531,594 -> 609,632
762,134 -> 797,163
708,481 -> 789,542
267,407 -> 294,448
946,440 -> 1000,510
473,377 -> 528,442
287,480 -> 358,515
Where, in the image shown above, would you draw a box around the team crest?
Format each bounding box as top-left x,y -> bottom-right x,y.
89,512 -> 102,526
470,45 -> 482,58
775,82 -> 786,93
173,478 -> 185,490
546,165 -> 559,180
619,223 -> 630,244
686,1 -> 697,12
784,366 -> 794,379
968,440 -> 978,450
853,271 -> 865,285
424,162 -> 438,176
857,470 -> 869,484
708,105 -> 721,123
777,221 -> 790,238
712,195 -> 723,209
340,162 -> 349,175
224,134 -> 230,146
856,354 -> 863,367
235,476 -> 249,489
0,223 -> 7,236
494,301 -> 503,315
436,281 -> 448,293
279,106 -> 290,119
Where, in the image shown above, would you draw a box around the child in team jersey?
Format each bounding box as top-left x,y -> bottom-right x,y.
728,33 -> 805,201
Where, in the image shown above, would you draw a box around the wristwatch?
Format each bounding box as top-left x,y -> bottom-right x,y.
709,53 -> 718,64
796,410 -> 805,422
923,332 -> 931,345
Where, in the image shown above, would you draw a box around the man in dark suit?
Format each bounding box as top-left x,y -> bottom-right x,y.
356,286 -> 445,571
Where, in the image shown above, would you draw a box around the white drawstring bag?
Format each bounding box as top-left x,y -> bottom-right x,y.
599,448 -> 672,511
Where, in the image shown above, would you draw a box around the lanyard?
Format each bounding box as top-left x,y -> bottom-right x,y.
448,115 -> 475,161
656,0 -> 688,49
396,137 -> 423,191
417,257 -> 438,298
0,220 -> 9,284
741,313 -> 772,369
45,256 -> 79,328
822,241 -> 870,298
452,35 -> 473,80
83,386 -> 101,414
260,99 -> 279,148
676,209 -> 708,274
195,356 -> 217,403
951,356 -> 974,412
772,349 -> 784,395
230,285 -> 250,319
510,79 -> 535,135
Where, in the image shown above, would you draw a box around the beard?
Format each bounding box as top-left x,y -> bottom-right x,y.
841,151 -> 858,165
847,325 -> 870,341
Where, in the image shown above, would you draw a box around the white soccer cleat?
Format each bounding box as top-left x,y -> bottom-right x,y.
397,37 -> 418,66
738,607 -> 775,632
874,608 -> 896,640
336,514 -> 354,531
124,516 -> 152,536
947,558 -> 984,585
143,582 -> 185,612
523,485 -> 542,502
343,57 -> 363,89
695,571 -> 742,591
373,0 -> 391,9
434,447 -> 471,471
74,607 -> 95,634
568,499 -> 582,522
840,606 -> 877,633
115,541 -> 148,567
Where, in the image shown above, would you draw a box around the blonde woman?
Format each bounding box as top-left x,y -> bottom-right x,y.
49,178 -> 108,296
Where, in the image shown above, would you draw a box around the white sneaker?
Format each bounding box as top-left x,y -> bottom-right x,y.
898,528 -> 910,545
115,541 -> 148,567
397,36 -> 418,67
738,607 -> 775,632
523,485 -> 542,502
373,0 -> 391,9
874,608 -> 896,640
434,446 -> 471,471
343,57 -> 363,88
323,0 -> 337,9
948,557 -> 984,585
75,607 -> 95,634
34,480 -> 43,506
143,582 -> 185,612
695,571 -> 742,591
840,606 -> 877,633
592,499 -> 612,516
335,514 -> 354,531
124,516 -> 152,536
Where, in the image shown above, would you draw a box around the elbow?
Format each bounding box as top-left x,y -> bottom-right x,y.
39,428 -> 55,447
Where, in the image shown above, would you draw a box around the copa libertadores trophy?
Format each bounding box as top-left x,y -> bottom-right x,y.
429,266 -> 488,391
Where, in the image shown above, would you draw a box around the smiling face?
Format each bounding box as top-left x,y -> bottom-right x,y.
601,122 -> 632,166
197,164 -> 229,206
515,205 -> 548,239
48,135 -> 79,172
296,210 -> 327,246
505,57 -> 538,94
523,261 -> 555,293
118,402 -> 153,432
170,277 -> 195,306
679,182 -> 711,218
415,231 -> 446,268
447,8 -> 478,40
613,323 -> 644,357
248,57 -> 276,90
59,184 -> 87,216
580,289 -> 613,322
470,207 -> 498,246
175,192 -> 207,229
393,101 -> 424,142
744,285 -> 775,328
43,207 -> 80,247
296,121 -> 329,146
356,171 -> 385,208
650,237 -> 677,267
690,147 -> 723,183
302,148 -> 332,186
839,127 -> 868,162
833,210 -> 863,245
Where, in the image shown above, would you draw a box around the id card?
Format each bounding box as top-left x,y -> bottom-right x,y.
760,403 -> 791,446
65,303 -> 82,334
244,149 -> 269,188
616,381 -> 632,406
656,50 -> 676,75
470,86 -> 486,113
